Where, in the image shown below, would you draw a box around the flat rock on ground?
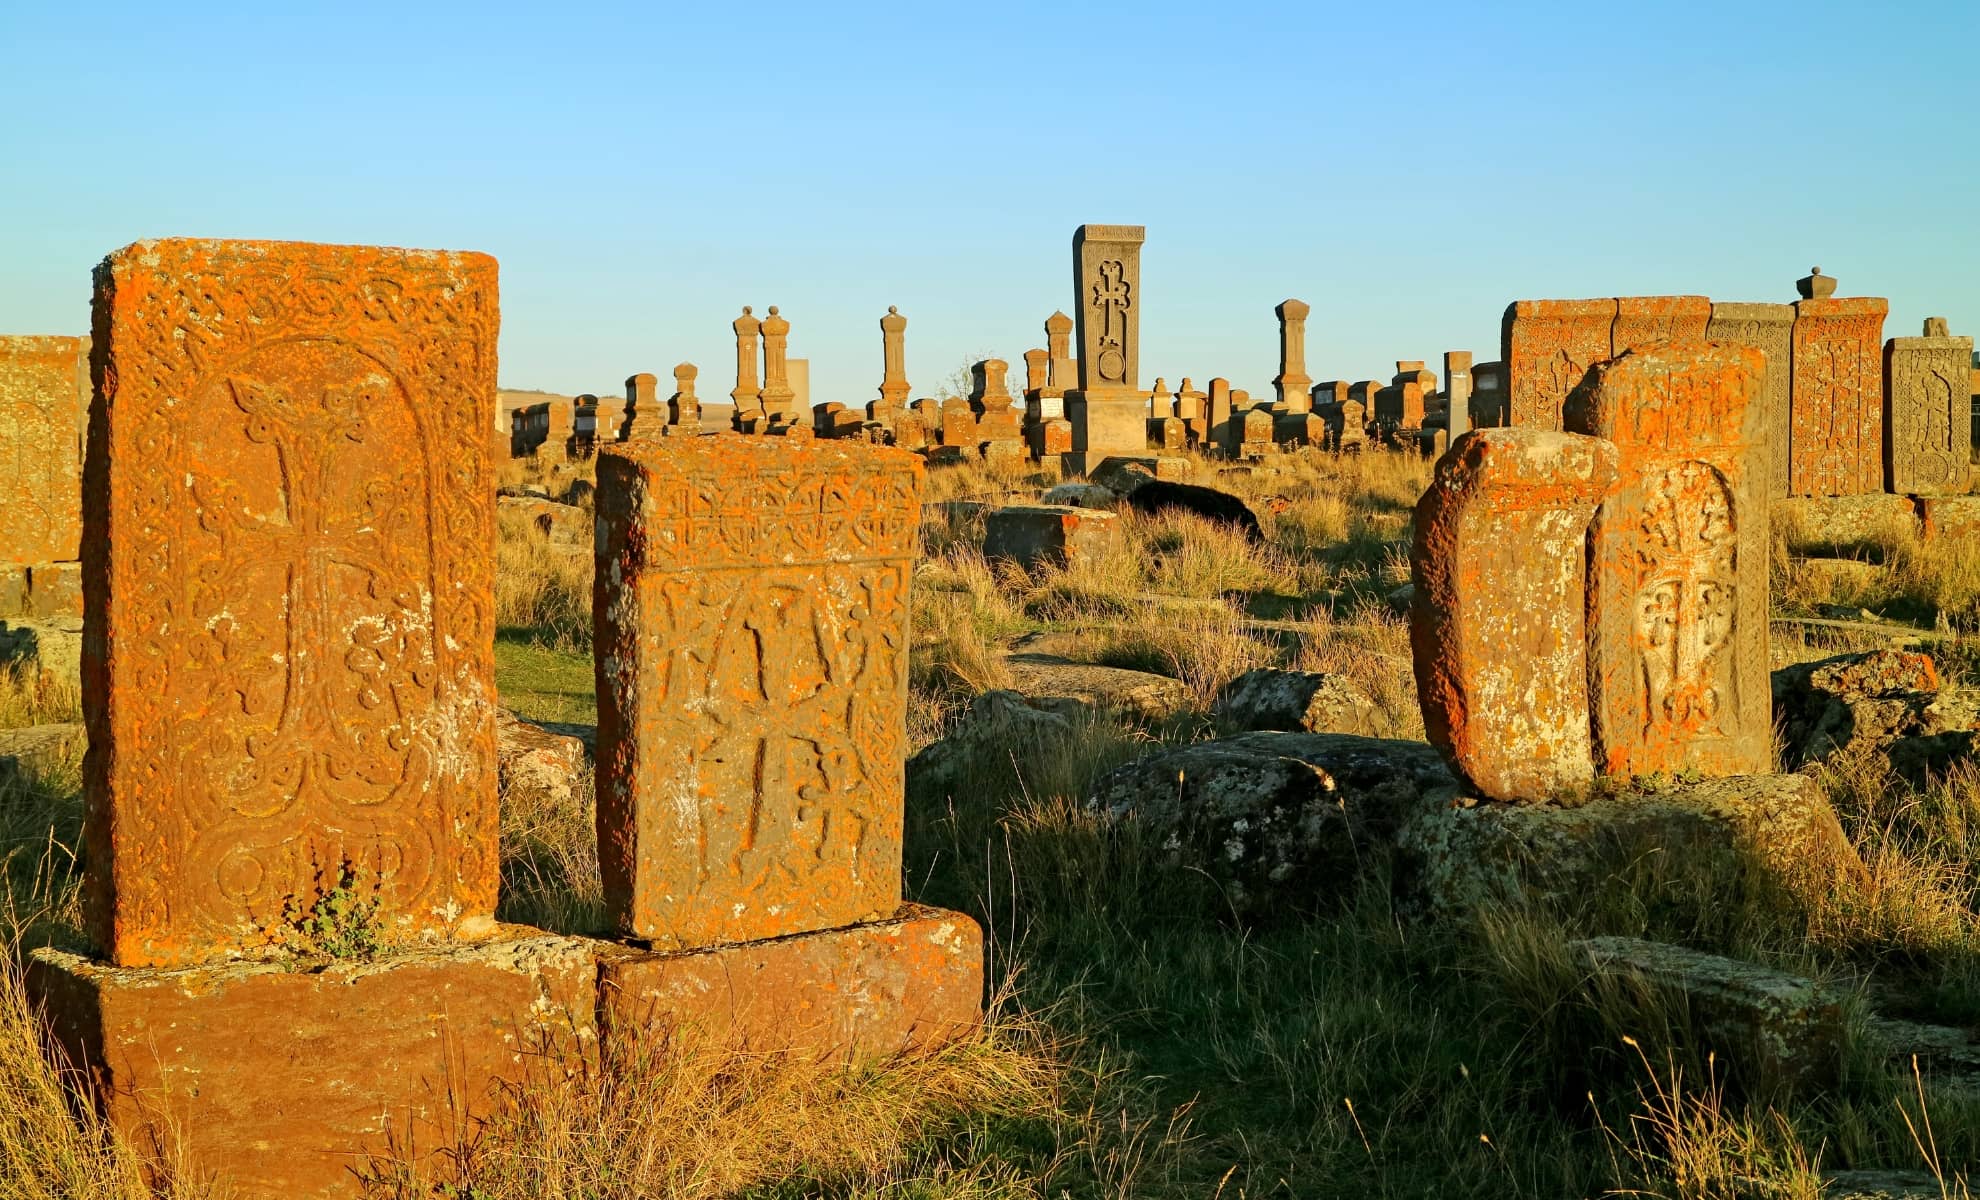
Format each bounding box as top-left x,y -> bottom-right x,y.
908,690 -> 1076,796
0,616 -> 82,687
1085,732 -> 1454,916
496,495 -> 589,547
1212,668 -> 1399,736
1774,649 -> 1978,779
1002,651 -> 1187,721
0,723 -> 82,785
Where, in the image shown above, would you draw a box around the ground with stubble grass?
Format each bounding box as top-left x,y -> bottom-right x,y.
3,444 -> 1980,1197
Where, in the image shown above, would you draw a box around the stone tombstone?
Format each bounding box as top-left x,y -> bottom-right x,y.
1502,298 -> 1617,431
1147,376 -> 1171,418
1410,428 -> 1620,802
1313,380 -> 1348,409
1790,292 -> 1888,496
620,371 -> 660,441
593,436 -> 920,948
1175,377 -> 1206,421
1333,399 -> 1367,451
1443,350 -> 1473,439
787,357 -> 811,414
1022,348 -> 1049,396
1565,342 -> 1770,781
970,358 -> 1015,411
759,306 -> 796,421
1044,309 -> 1075,394
1206,377 -> 1234,450
1066,225 -> 1147,471
1705,302 -> 1794,498
731,305 -> 762,416
670,361 -> 701,431
1472,360 -> 1508,427
1611,295 -> 1710,358
0,335 -> 88,571
81,238 -> 501,969
878,306 -> 910,407
1886,318 -> 1975,495
1274,299 -> 1313,413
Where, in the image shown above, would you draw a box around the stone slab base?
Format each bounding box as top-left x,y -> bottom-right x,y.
0,614 -> 82,686
27,931 -> 603,1199
982,504 -> 1121,572
1775,494 -> 1919,547
1917,495 -> 1980,542
598,905 -> 983,1059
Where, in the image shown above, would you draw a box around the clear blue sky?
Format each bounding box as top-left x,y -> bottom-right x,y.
2,1 -> 1974,401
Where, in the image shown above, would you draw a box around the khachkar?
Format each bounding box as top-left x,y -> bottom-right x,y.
1411,428 -> 1619,801
878,305 -> 910,408
592,436 -> 983,1050
1502,299 -> 1616,431
759,304 -> 797,427
0,335 -> 88,618
1705,301 -> 1793,498
1790,270 -> 1887,497
1064,224 -> 1148,475
1273,299 -> 1313,413
1566,342 -> 1772,780
28,239 -> 598,1197
730,305 -> 763,430
1886,316 -> 1973,496
669,361 -> 701,433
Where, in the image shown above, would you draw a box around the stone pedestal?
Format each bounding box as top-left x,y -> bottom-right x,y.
29,932 -> 601,1199
983,504 -> 1119,570
1063,392 -> 1148,476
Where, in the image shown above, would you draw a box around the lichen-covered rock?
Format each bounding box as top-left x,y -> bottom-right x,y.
1087,455 -> 1188,495
0,722 -> 82,787
1396,774 -> 1864,915
907,690 -> 1076,795
497,494 -> 588,547
1212,668 -> 1396,736
1040,482 -> 1120,509
495,708 -> 588,808
1774,649 -> 1978,780
1003,653 -> 1187,721
1085,733 -> 1454,915
1571,936 -> 1841,1091
0,615 -> 81,688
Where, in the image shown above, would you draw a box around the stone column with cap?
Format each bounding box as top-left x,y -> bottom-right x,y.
1274,299 -> 1313,414
669,363 -> 700,434
759,306 -> 796,427
731,306 -> 762,431
878,306 -> 910,408
620,372 -> 660,442
1064,224 -> 1148,474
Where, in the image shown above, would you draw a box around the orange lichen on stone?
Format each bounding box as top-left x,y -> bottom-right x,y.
84,238 -> 502,968
1501,299 -> 1617,431
593,435 -> 921,949
1567,342 -> 1771,780
1789,297 -> 1887,497
1611,296 -> 1710,358
0,336 -> 87,570
1410,428 -> 1619,802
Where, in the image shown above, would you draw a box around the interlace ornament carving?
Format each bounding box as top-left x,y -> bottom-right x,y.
1093,261 -> 1130,383
1630,461 -> 1737,743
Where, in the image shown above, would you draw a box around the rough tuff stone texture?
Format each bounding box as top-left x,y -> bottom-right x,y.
1502,299 -> 1616,431
1790,297 -> 1888,497
1775,493 -> 1921,548
1396,774 -> 1863,915
85,239 -> 502,969
1087,733 -> 1454,915
0,615 -> 82,687
593,437 -> 919,950
1706,302 -> 1795,499
1885,326 -> 1974,496
0,722 -> 82,785
0,335 -> 87,569
1773,649 -> 1978,781
983,504 -> 1120,571
1002,650 -> 1188,721
599,904 -> 982,1058
1571,937 -> 1841,1091
1212,668 -> 1398,736
1610,295 -> 1710,357
1565,342 -> 1772,780
1918,496 -> 1980,542
28,932 -> 601,1200
1410,428 -> 1620,802
907,690 -> 1076,797
1041,481 -> 1121,509
495,708 -> 587,809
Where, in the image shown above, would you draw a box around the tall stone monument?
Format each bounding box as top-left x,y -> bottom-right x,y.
759,305 -> 797,426
1064,224 -> 1148,474
669,362 -> 701,434
29,238 -> 599,1197
878,305 -> 911,408
1411,428 -> 1619,802
0,335 -> 87,618
1705,302 -> 1794,498
620,371 -> 661,442
1442,350 -> 1473,438
1044,309 -> 1075,398
591,436 -> 982,1049
1886,317 -> 1974,496
1274,299 -> 1313,413
1502,299 -> 1617,431
1789,277 -> 1887,497
1565,342 -> 1772,780
731,305 -> 762,429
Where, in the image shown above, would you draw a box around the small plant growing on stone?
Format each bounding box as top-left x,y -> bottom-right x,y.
278,863 -> 383,960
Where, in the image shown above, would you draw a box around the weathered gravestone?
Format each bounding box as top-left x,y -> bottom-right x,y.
1502,299 -> 1616,431
1885,318 -> 1974,496
1411,428 -> 1619,801
1611,295 -> 1710,357
592,436 -> 982,1050
1790,289 -> 1887,497
28,238 -> 598,1199
1565,342 -> 1772,779
0,335 -> 87,620
1705,302 -> 1794,499
1065,224 -> 1149,474
1274,298 -> 1313,413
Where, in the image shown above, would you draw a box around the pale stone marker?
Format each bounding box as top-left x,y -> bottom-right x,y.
759,306 -> 797,425
1065,224 -> 1148,474
1705,302 -> 1793,498
1274,299 -> 1313,413
731,306 -> 762,429
1886,317 -> 1974,495
1443,350 -> 1473,439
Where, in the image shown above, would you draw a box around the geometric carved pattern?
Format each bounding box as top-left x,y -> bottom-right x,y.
1706,302 -> 1794,499
594,437 -> 921,949
1568,341 -> 1772,780
1789,297 -> 1887,497
1502,299 -> 1617,432
0,336 -> 87,567
84,239 -> 501,967
1885,331 -> 1975,497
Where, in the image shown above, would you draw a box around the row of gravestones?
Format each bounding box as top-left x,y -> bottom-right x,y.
9,238 -> 980,1199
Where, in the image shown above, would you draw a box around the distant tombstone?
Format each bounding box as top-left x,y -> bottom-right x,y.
1065,224 -> 1148,472
1565,341 -> 1771,780
1705,302 -> 1793,498
878,306 -> 911,407
669,362 -> 701,432
1274,299 -> 1313,413
1790,286 -> 1888,497
620,372 -> 660,442
731,306 -> 762,419
759,306 -> 797,424
1411,428 -> 1620,801
1044,310 -> 1075,395
1886,318 -> 1975,496
0,335 -> 87,615
1502,299 -> 1617,431
1206,377 -> 1234,452
1442,351 -> 1473,439
1022,348 -> 1049,396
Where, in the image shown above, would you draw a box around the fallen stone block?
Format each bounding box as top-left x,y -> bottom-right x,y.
982,504 -> 1120,571
1211,668 -> 1396,736
1040,481 -> 1120,509
0,615 -> 82,687
495,708 -> 588,807
497,494 -> 588,547
1087,454 -> 1189,494
1002,652 -> 1187,721
907,689 -> 1076,796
